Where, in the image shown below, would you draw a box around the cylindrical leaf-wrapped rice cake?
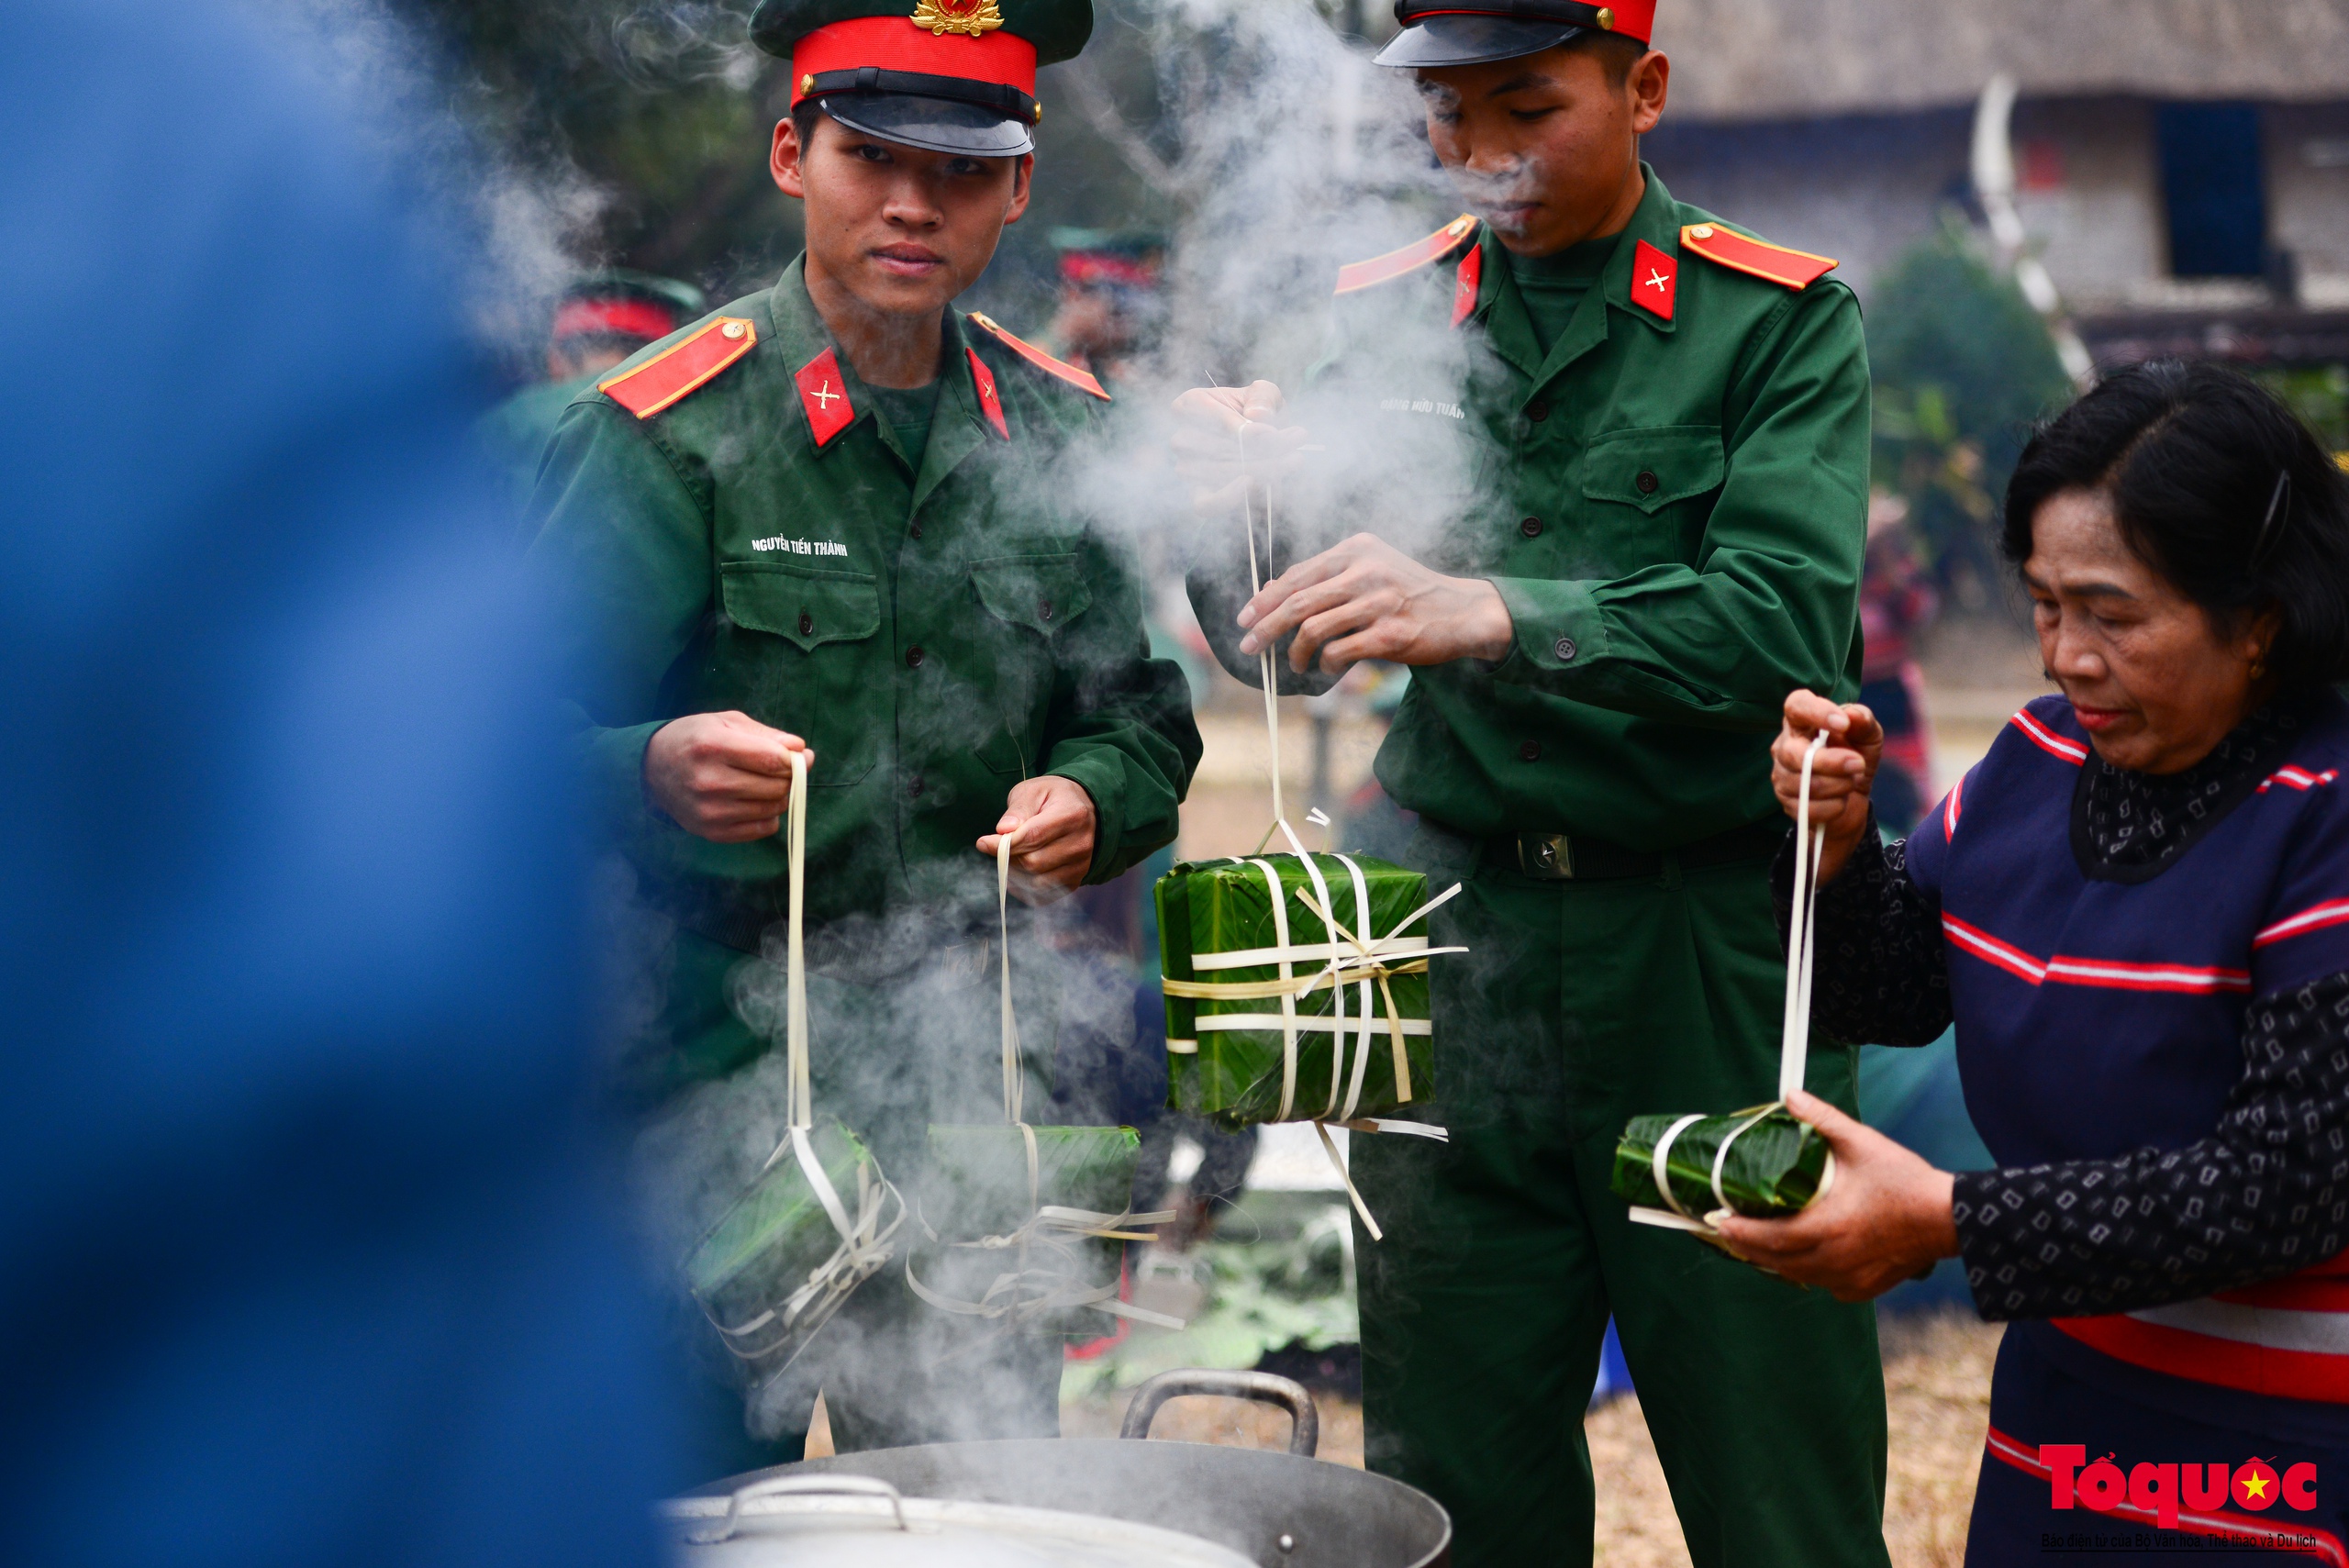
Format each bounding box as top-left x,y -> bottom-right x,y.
685,1116 -> 890,1385
911,1123 -> 1142,1336
1610,1104 -> 1832,1220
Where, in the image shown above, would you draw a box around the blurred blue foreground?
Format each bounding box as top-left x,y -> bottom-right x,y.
0,4 -> 670,1564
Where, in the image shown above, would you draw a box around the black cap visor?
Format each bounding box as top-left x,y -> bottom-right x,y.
1372,15 -> 1585,68
819,94 -> 1034,158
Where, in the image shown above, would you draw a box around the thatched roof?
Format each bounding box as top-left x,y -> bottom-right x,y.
1655,0 -> 2349,121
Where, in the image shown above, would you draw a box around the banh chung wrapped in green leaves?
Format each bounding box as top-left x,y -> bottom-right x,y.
907,1123 -> 1150,1336
1614,740 -> 1842,1243
685,1116 -> 898,1385
1157,851 -> 1444,1127
1610,1104 -> 1835,1222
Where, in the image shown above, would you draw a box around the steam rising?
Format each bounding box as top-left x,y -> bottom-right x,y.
254,0 -> 606,360
596,0 -> 1505,1448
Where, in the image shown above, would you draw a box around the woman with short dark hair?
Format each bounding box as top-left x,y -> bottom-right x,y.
1717,361 -> 2349,1562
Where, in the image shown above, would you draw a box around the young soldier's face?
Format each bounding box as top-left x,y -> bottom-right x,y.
772,114 -> 1032,317
1416,44 -> 1667,254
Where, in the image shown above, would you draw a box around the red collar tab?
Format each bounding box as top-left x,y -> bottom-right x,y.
966,347 -> 1009,439
964,311 -> 1109,400
596,316 -> 757,420
795,350 -> 858,446
790,16 -> 1039,105
1335,214 -> 1479,296
1679,223 -> 1839,291
1396,1 -> 1654,46
1631,239 -> 1677,322
553,297 -> 679,344
1451,244 -> 1482,328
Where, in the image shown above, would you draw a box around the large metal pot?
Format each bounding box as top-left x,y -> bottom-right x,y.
667,1369 -> 1451,1568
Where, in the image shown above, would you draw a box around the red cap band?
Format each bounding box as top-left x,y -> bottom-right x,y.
791,17 -> 1038,105
552,297 -> 680,342
1403,2 -> 1653,46
1060,253 -> 1157,287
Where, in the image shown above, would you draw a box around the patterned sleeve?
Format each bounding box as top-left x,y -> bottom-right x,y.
1954,969 -> 2349,1320
1772,819 -> 1952,1047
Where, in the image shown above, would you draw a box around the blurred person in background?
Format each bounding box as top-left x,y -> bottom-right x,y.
476,269 -> 707,516
1041,228 -> 1165,392
1730,363 -> 2349,1564
1857,492 -> 1941,834
529,0 -> 1198,1476
1172,3 -> 1887,1562
0,3 -> 673,1565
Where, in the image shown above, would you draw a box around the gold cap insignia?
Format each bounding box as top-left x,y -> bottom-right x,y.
909,0 -> 1005,38
1596,6 -> 1615,29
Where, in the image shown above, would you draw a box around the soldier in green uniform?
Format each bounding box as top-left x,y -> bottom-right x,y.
1175,5 -> 1888,1564
477,269 -> 707,516
529,0 -> 1198,1473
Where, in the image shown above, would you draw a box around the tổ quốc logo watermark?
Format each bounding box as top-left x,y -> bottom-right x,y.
2043,1447 -> 2318,1527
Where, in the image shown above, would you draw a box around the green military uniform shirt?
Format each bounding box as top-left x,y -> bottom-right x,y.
1204,167 -> 1869,850
529,257 -> 1200,1011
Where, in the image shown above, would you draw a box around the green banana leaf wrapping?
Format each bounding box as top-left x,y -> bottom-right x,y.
1157,852 -> 1434,1127
913,1123 -> 1142,1337
685,1117 -> 886,1382
1610,1106 -> 1832,1219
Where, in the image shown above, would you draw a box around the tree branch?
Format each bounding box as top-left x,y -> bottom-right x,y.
1053,57 -> 1193,206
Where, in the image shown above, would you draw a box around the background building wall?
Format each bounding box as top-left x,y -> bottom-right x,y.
1642,109 -> 1972,298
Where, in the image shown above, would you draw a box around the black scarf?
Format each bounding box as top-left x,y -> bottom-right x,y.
2071,695 -> 2308,884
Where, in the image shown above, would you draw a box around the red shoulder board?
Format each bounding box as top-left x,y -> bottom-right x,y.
964,311 -> 1109,401
1451,244 -> 1482,328
1336,215 -> 1479,296
1679,224 -> 1837,290
965,347 -> 1009,440
596,316 -> 756,419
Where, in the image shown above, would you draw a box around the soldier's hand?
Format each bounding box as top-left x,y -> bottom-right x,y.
1236,533 -> 1514,676
1710,1091 -> 1958,1303
642,711 -> 811,843
979,774 -> 1097,905
1772,690 -> 1882,883
1170,381 -> 1308,512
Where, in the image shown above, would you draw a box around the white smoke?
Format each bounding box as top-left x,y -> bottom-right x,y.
244,0 -> 608,361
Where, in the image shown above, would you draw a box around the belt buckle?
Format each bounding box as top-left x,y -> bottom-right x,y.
1520,833 -> 1574,880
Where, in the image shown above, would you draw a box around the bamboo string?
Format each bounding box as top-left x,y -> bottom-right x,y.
1241,442 -> 1286,848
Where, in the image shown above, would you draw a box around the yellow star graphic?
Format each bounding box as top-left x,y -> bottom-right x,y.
2243,1472 -> 2272,1501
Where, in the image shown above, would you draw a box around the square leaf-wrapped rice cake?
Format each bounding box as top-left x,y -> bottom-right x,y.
1157,852 -> 1435,1126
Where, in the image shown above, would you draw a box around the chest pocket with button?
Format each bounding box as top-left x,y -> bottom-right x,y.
715,560 -> 883,785
966,551 -> 1094,775
1576,425 -> 1727,573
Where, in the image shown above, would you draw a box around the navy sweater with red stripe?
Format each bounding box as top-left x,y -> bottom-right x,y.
1800,693 -> 2349,1324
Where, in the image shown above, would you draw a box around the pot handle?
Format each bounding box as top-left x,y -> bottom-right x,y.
1119,1368 -> 1320,1458
686,1473 -> 910,1543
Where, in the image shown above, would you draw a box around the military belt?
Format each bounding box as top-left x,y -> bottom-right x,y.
1487,817 -> 1787,882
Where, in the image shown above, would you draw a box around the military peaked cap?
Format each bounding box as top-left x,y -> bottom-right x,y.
750,0 -> 1094,157
1375,0 -> 1653,70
